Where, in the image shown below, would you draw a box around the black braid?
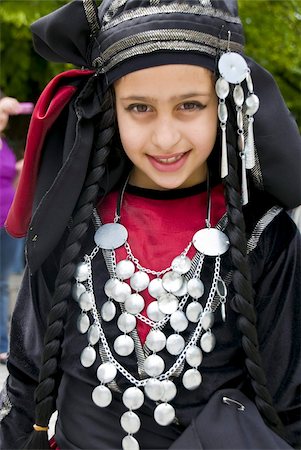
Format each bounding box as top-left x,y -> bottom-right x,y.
223,142 -> 285,438
24,91 -> 115,449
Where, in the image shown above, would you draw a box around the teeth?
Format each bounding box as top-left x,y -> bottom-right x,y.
156,154 -> 183,164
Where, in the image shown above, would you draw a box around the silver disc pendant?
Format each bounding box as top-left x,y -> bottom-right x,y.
74,262 -> 89,282
79,291 -> 94,311
122,435 -> 140,450
200,331 -> 216,353
182,368 -> 202,390
72,283 -> 86,302
124,293 -> 145,315
170,310 -> 188,332
145,329 -> 166,352
201,311 -> 214,331
186,346 -> 203,368
120,411 -> 141,434
218,52 -> 249,84
94,223 -> 128,250
187,278 -> 204,299
186,301 -> 203,323
130,271 -> 150,292
173,278 -> 188,297
97,362 -> 117,383
148,278 -> 166,299
144,378 -> 163,401
166,334 -> 185,355
192,228 -> 230,256
88,323 -> 101,345
117,312 -> 136,333
116,259 -> 135,280
122,387 -> 144,410
147,301 -> 166,322
154,403 -> 175,426
162,271 -> 183,294
171,255 -> 192,275
114,335 -> 135,356
144,354 -> 165,377
101,300 -> 116,322
80,346 -> 96,368
160,380 -> 177,402
158,293 -> 179,315
215,77 -> 230,99
104,278 -> 120,298
92,385 -> 112,408
77,313 -> 90,334
112,281 -> 131,303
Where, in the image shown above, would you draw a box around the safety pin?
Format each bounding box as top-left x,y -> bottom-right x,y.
222,396 -> 245,411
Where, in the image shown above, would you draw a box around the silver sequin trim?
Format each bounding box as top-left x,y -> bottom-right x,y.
247,206 -> 282,254
0,380 -> 12,422
93,29 -> 243,70
83,0 -> 100,36
102,3 -> 241,31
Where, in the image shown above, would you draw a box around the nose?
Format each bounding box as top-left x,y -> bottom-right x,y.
151,116 -> 181,152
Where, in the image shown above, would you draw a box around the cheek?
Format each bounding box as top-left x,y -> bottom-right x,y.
116,111 -> 141,160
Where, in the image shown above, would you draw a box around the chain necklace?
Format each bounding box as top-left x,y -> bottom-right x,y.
72,179 -> 230,450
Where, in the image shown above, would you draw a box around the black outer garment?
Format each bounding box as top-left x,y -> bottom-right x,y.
0,194 -> 300,449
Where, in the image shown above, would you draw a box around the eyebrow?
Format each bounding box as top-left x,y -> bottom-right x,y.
119,92 -> 211,102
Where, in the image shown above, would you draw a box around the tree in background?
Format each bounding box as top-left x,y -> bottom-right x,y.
0,0 -> 300,147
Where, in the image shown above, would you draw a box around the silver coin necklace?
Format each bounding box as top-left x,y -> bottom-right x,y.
73,177 -> 230,450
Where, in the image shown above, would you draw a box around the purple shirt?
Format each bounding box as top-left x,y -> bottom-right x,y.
0,138 -> 16,227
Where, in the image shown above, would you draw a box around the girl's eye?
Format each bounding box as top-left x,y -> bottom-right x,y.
179,102 -> 205,111
127,104 -> 151,113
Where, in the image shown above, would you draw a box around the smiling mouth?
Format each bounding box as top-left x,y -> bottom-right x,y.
152,153 -> 186,164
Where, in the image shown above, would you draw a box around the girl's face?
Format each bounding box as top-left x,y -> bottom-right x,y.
114,64 -> 218,190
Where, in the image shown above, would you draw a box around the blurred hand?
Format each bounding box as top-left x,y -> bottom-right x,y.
0,97 -> 21,132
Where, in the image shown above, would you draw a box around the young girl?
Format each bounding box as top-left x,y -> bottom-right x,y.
1,1 -> 300,449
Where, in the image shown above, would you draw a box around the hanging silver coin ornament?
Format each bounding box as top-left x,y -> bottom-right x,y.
120,411 -> 141,434
218,52 -> 249,84
77,313 -> 90,334
185,345 -> 203,367
144,378 -> 163,401
170,310 -> 188,332
122,435 -> 140,450
233,84 -> 244,107
144,354 -> 165,377
72,282 -> 86,302
145,329 -> 166,352
116,260 -> 135,280
117,312 -> 137,333
148,278 -> 166,299
218,102 -> 228,123
183,368 -> 202,390
92,385 -> 112,408
94,223 -> 128,249
114,335 -> 135,356
112,281 -> 131,303
88,323 -> 101,345
147,301 -> 166,322
122,387 -> 144,410
200,331 -> 216,353
160,380 -> 177,402
171,255 -> 192,274
104,278 -> 120,298
215,77 -> 230,99
162,271 -> 183,293
80,346 -> 96,368
130,271 -> 150,292
124,293 -> 145,315
174,278 -> 188,297
101,300 -> 116,321
186,301 -> 203,323
154,403 -> 176,426
166,334 -> 185,356
79,291 -> 94,311
158,293 -> 179,315
74,262 -> 89,282
193,228 -> 230,256
97,362 -> 117,383
187,278 -> 204,299
245,94 -> 260,116
201,311 -> 214,331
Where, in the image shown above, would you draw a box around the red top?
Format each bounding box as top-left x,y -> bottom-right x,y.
99,183 -> 226,344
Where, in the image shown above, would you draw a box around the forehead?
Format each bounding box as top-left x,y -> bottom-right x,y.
114,64 -> 214,97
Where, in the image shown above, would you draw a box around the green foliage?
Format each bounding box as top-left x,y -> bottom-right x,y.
239,0 -> 301,127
